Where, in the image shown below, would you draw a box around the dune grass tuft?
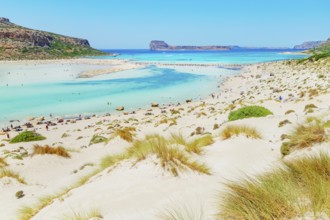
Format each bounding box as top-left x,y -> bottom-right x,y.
0,169 -> 25,184
281,123 -> 326,156
220,125 -> 262,140
0,157 -> 8,167
114,127 -> 136,142
127,134 -> 210,176
170,133 -> 214,154
32,145 -> 70,158
159,203 -> 205,220
61,208 -> 103,220
218,152 -> 330,219
89,135 -> 108,145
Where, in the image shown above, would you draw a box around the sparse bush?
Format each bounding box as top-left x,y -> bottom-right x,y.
32,145 -> 70,158
220,125 -> 262,139
10,131 -> 46,144
228,106 -> 273,121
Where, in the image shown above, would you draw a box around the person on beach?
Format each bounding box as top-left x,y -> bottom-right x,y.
6,133 -> 10,139
46,124 -> 49,131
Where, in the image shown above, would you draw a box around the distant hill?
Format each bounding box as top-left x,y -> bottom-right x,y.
150,40 -> 231,51
293,40 -> 326,50
0,17 -> 106,60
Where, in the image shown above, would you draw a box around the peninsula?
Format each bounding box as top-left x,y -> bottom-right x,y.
0,17 -> 106,60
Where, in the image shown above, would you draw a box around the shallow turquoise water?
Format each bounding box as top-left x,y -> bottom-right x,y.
0,50 -> 307,125
101,49 -> 307,64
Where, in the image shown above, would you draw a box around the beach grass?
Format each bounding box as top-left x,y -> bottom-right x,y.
220,125 -> 262,140
0,169 -> 25,184
127,134 -> 210,176
89,135 -> 108,145
218,152 -> 330,219
32,145 -> 71,158
61,208 -> 103,220
114,127 -> 136,142
18,169 -> 100,220
159,203 -> 205,220
281,122 -> 326,156
170,133 -> 214,154
0,157 -> 8,167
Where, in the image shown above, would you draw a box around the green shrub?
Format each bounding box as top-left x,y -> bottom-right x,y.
89,135 -> 108,145
10,131 -> 46,144
228,106 -> 273,121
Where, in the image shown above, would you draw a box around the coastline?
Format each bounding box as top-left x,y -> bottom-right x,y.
0,57 -> 329,219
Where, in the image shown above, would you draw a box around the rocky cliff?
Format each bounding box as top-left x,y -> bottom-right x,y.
150,40 -> 230,51
0,17 -> 106,60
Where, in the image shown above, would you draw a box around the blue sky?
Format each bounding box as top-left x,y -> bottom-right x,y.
1,0 -> 330,49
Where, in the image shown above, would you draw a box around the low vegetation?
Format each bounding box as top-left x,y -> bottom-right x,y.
281,122 -> 326,156
159,203 -> 205,220
0,157 -> 8,167
10,131 -> 46,144
89,135 -> 108,145
220,125 -> 262,140
170,133 -> 214,154
61,208 -> 103,220
101,134 -> 211,176
0,169 -> 25,184
126,134 -> 210,176
228,106 -> 273,121
32,145 -> 70,158
218,153 -> 330,219
114,127 -> 136,142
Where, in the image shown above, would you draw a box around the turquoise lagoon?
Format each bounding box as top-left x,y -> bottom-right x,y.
0,49 -> 307,125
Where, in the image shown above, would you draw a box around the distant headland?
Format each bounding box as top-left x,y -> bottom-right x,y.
0,17 -> 107,60
150,40 -> 231,51
149,40 -> 292,51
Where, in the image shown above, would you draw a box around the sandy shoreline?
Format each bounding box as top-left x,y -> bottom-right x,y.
0,58 -> 329,219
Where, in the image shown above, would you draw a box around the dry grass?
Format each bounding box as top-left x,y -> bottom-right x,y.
61,208 -> 103,220
159,203 -> 205,220
185,135 -> 214,154
281,123 -> 326,156
170,133 -> 214,155
0,169 -> 25,184
0,157 -> 8,167
218,152 -> 330,219
32,145 -> 70,158
18,169 -> 100,220
220,125 -> 262,140
126,134 -> 210,176
114,127 -> 136,142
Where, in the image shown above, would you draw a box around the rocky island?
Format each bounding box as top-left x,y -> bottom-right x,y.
0,17 -> 106,60
150,40 -> 231,51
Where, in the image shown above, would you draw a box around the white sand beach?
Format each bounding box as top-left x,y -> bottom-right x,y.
0,58 -> 329,220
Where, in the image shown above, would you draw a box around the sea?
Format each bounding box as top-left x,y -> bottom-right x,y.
0,49 -> 307,126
